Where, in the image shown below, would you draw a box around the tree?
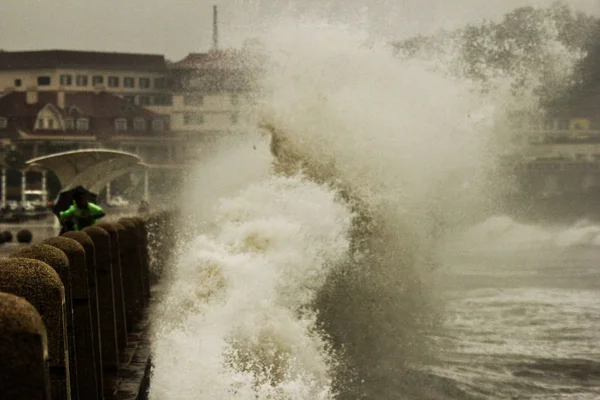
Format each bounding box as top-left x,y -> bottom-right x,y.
393,2 -> 600,106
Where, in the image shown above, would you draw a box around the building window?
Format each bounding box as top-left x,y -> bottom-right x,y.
76,75 -> 88,87
108,76 -> 120,88
139,78 -> 150,89
184,113 -> 204,125
37,76 -> 51,86
124,77 -> 135,88
36,119 -> 44,129
0,117 -> 6,129
152,119 -> 165,132
154,78 -> 166,89
134,118 -> 146,131
64,118 -> 75,130
139,96 -> 151,106
60,75 -> 72,86
124,95 -> 136,104
76,118 -> 89,131
14,79 -> 22,87
115,118 -> 128,131
47,119 -> 54,129
92,76 -> 104,86
154,95 -> 172,105
183,93 -> 204,106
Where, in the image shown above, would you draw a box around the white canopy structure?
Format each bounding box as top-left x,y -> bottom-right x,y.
26,149 -> 147,195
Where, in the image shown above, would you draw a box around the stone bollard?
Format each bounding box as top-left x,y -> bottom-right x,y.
62,231 -> 104,398
82,226 -> 120,375
129,216 -> 151,305
95,222 -> 127,350
0,292 -> 51,400
0,258 -> 68,400
16,229 -> 33,244
42,237 -> 99,400
119,218 -> 146,314
115,219 -> 144,331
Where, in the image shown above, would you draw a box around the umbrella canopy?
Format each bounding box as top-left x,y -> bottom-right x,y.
26,149 -> 142,191
52,186 -> 98,217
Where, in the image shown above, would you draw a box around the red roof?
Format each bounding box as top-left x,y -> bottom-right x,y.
0,91 -> 167,138
0,50 -> 166,71
0,91 -> 157,118
65,92 -> 156,118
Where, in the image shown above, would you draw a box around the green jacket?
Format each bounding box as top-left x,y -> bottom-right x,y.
59,202 -> 105,231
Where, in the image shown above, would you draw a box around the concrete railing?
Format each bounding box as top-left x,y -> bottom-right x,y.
0,210 -> 177,399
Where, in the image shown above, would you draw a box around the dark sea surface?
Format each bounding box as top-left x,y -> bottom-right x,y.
430,216 -> 600,399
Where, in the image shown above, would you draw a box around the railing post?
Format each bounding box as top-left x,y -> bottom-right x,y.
95,222 -> 128,350
20,169 -> 26,206
0,257 -> 69,400
62,230 -> 104,398
118,218 -> 145,323
1,167 -> 7,209
83,226 -> 120,375
0,292 -> 51,399
130,216 -> 151,303
42,237 -> 99,400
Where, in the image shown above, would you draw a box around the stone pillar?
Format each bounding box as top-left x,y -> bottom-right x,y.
10,245 -> 74,397
1,168 -> 6,209
42,170 -> 48,205
118,218 -> 145,323
82,226 -> 120,376
21,170 -> 26,205
143,169 -> 149,201
1,256 -> 70,400
61,230 -> 104,398
0,292 -> 51,400
95,222 -> 128,351
42,237 -> 99,400
130,217 -> 151,305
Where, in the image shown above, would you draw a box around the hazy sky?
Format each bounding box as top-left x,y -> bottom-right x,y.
1,0 -> 598,60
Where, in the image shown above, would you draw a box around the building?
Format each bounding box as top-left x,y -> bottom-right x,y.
0,90 -> 187,203
149,50 -> 258,139
0,50 -> 171,107
0,48 -> 259,204
0,49 -> 259,136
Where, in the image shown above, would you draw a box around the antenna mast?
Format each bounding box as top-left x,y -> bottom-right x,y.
212,5 -> 219,51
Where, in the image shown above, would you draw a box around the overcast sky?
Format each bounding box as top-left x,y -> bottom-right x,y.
1,0 -> 598,61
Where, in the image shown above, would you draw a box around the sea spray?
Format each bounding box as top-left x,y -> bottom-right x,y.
150,175 -> 352,399
150,10 -> 584,399
253,18 -> 581,397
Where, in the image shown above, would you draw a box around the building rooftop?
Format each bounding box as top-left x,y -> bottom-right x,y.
0,91 -> 158,119
0,91 -> 166,139
0,50 -> 167,71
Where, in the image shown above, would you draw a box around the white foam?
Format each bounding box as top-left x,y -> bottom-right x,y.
150,176 -> 351,399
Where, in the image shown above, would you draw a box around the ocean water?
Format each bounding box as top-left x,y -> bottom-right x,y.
147,6 -> 598,400
432,217 -> 600,399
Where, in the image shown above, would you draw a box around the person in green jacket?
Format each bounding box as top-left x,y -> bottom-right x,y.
59,188 -> 106,231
